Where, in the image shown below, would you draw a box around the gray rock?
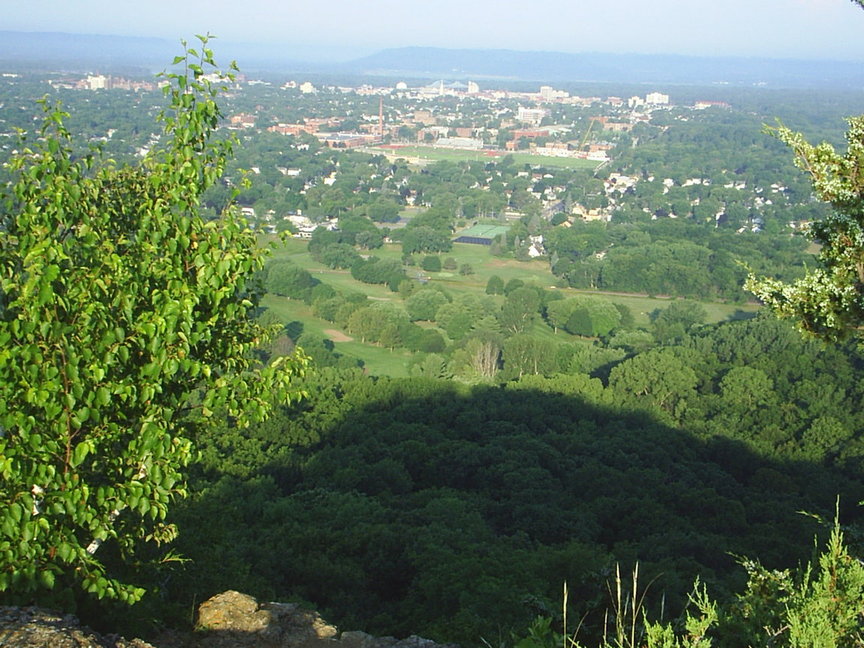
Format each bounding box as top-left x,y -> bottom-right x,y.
0,592 -> 458,648
0,606 -> 155,648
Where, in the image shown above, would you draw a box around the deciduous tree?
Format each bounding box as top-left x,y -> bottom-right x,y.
486,275 -> 505,295
747,107 -> 864,340
0,38 -> 306,603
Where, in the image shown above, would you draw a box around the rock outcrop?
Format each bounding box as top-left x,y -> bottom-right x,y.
189,591 -> 456,648
0,591 -> 458,648
191,590 -> 339,648
0,606 -> 155,648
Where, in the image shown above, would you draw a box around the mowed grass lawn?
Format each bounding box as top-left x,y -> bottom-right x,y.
262,236 -> 760,374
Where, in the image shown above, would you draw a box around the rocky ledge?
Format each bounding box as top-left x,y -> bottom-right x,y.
0,606 -> 154,648
0,591 -> 459,648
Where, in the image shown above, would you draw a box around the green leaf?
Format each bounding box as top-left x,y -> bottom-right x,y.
39,570 -> 55,589
95,387 -> 110,407
71,442 -> 90,467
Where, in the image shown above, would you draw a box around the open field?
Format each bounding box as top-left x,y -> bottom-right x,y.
262,237 -> 761,374
367,145 -> 602,170
261,293 -> 415,376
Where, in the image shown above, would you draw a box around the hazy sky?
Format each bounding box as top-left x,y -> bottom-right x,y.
5,0 -> 864,61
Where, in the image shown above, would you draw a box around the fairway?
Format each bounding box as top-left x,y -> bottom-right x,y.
368,145 -> 602,170
261,236 -> 761,376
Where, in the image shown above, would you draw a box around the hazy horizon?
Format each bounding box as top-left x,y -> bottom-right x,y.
5,0 -> 864,63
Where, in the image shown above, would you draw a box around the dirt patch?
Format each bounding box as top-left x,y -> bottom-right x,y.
324,329 -> 353,343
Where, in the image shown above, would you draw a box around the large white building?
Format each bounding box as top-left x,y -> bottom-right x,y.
517,106 -> 549,125
539,85 -> 569,101
86,75 -> 108,90
645,91 -> 670,105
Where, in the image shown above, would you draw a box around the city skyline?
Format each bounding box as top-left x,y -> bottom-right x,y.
4,0 -> 864,63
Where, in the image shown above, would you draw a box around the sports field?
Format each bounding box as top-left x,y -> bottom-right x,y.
368,145 -> 602,170
455,224 -> 511,240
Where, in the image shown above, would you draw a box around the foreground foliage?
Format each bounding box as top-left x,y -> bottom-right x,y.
748,115 -> 864,341
543,517 -> 864,647
0,39 -> 306,603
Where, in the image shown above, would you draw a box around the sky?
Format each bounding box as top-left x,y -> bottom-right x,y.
5,0 -> 864,62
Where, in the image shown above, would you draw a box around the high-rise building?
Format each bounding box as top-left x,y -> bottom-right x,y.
86,75 -> 108,90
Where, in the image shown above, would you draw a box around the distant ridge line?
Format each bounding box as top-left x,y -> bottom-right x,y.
346,46 -> 864,88
1,32 -> 862,88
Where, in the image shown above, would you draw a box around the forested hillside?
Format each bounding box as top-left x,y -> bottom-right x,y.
154,314 -> 864,645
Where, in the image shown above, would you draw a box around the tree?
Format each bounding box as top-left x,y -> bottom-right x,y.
546,297 -> 620,337
502,335 -> 559,379
436,295 -> 488,341
505,278 -> 525,295
746,111 -> 864,341
486,275 -> 505,295
609,349 -> 698,422
572,298 -> 621,337
365,197 -> 400,223
719,366 -> 774,412
652,299 -> 707,343
355,230 -> 384,250
351,257 -> 406,291
498,287 -> 541,335
347,307 -> 381,343
401,226 -> 452,255
0,39 -> 306,603
265,260 -> 319,301
565,306 -> 595,337
319,243 -> 362,269
461,336 -> 502,379
406,289 -> 450,322
421,255 -> 442,272
546,299 -> 575,333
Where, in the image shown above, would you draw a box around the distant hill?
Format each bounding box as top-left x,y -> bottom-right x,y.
346,46 -> 864,88
1,32 -> 862,89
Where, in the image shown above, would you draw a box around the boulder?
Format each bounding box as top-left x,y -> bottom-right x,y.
188,591 -> 457,648
193,590 -> 338,648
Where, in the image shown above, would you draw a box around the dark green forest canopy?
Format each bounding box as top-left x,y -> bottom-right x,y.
163,316 -> 864,646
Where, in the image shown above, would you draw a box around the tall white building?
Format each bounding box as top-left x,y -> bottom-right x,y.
86,75 -> 108,90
